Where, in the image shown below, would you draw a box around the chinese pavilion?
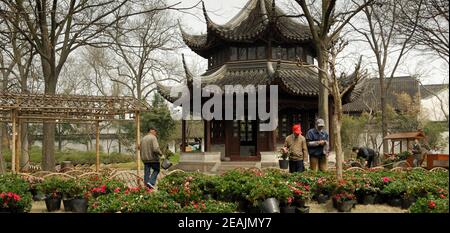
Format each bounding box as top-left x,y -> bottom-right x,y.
157,0 -> 361,163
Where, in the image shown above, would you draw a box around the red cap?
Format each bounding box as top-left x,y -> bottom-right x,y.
292,124 -> 302,135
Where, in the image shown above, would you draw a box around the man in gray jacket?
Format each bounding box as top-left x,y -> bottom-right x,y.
140,127 -> 163,189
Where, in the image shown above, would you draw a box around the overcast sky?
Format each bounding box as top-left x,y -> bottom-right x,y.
167,0 -> 448,85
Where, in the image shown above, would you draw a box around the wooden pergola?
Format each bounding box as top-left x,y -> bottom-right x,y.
0,92 -> 150,177
384,131 -> 426,155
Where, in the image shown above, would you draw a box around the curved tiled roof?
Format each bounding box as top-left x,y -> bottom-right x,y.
180,0 -> 312,56
157,60 -> 364,105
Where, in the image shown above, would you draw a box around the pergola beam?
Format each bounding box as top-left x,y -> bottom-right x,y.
0,92 -> 150,174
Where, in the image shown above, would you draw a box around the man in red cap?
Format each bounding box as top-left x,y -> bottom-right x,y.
281,124 -> 309,173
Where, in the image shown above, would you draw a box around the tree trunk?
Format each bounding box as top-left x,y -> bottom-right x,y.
20,123 -> 30,172
1,125 -> 9,151
380,75 -> 389,156
42,122 -> 56,171
318,49 -> 329,130
333,90 -> 344,181
0,123 -> 6,174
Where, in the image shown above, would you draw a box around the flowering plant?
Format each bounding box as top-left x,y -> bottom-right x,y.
37,177 -> 66,199
409,195 -> 449,213
334,192 -> 356,204
0,192 -> 21,208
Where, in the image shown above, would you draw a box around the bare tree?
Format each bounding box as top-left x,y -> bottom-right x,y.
0,0 -> 189,171
398,0 -> 449,64
105,4 -> 183,102
294,0 -> 374,131
350,0 -> 421,155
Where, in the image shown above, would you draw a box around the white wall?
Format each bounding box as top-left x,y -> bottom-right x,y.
421,89 -> 449,122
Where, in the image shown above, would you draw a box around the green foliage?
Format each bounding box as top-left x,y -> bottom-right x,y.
121,93 -> 176,148
0,174 -> 33,211
409,195 -> 449,213
36,177 -> 67,198
1,146 -> 133,167
341,114 -> 369,153
180,200 -> 238,213
423,121 -> 447,148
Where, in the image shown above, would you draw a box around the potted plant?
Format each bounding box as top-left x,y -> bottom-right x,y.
381,178 -> 407,207
313,176 -> 336,204
0,192 -> 32,213
287,181 -> 312,213
37,177 -> 65,212
248,177 -> 281,213
278,149 -> 289,169
62,179 -> 89,213
333,192 -> 356,212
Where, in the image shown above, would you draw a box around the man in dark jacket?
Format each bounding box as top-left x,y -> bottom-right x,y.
352,146 -> 377,168
306,119 -> 329,172
140,127 -> 163,189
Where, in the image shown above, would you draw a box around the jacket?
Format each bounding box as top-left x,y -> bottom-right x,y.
284,134 -> 308,161
305,128 -> 329,157
140,134 -> 162,162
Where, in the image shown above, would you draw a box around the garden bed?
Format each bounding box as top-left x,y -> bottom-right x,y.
1,167 -> 448,213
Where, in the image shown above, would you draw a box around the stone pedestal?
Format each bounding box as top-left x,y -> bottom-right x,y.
260,152 -> 279,168
174,152 -> 221,173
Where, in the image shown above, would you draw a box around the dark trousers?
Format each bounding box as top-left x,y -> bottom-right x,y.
289,160 -> 305,173
367,156 -> 374,168
144,162 -> 160,186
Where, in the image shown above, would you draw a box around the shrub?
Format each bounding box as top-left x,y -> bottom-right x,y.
36,177 -> 67,199
180,200 -> 238,213
0,174 -> 33,212
409,195 -> 449,213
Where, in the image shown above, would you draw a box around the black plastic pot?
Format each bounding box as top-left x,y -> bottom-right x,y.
401,197 -> 417,209
296,206 -> 310,214
280,205 -> 296,213
332,197 -> 338,208
71,198 -> 88,213
63,199 -> 73,212
363,194 -> 376,205
336,201 -> 353,212
0,208 -> 10,213
388,198 -> 403,207
295,199 -> 306,208
45,197 -> 62,212
279,160 -> 289,169
10,208 -> 24,213
260,198 -> 280,213
317,194 -> 329,204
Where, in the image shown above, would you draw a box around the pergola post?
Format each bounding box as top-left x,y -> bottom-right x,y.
96,120 -> 100,172
135,111 -> 141,184
16,118 -> 21,172
11,109 -> 16,173
181,119 -> 186,152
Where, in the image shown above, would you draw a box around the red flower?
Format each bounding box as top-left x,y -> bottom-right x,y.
439,194 -> 446,199
193,203 -> 199,209
100,185 -> 106,193
114,187 -> 121,193
382,177 -> 391,183
13,194 -> 21,201
428,201 -> 436,209
287,197 -> 293,204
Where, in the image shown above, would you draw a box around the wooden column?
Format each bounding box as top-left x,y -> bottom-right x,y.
16,119 -> 21,172
135,111 -> 141,182
181,119 -> 186,152
11,110 -> 16,173
95,120 -> 100,172
204,120 -> 211,152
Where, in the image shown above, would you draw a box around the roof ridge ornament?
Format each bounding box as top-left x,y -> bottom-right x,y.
181,54 -> 194,83
267,60 -> 281,82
